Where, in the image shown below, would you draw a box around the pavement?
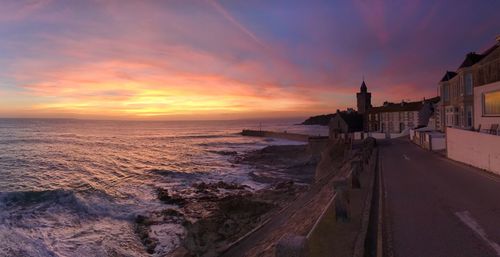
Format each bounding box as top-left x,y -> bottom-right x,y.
380,138 -> 500,257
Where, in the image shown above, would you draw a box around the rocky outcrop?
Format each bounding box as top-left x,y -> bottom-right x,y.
135,179 -> 306,256
234,144 -> 316,184
183,196 -> 274,257
301,114 -> 335,125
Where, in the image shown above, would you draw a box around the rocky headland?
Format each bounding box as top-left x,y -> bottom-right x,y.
301,114 -> 335,125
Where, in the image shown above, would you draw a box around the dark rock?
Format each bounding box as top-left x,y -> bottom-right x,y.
211,150 -> 238,156
162,209 -> 183,217
182,195 -> 274,256
134,215 -> 158,255
193,181 -> 247,192
301,114 -> 335,125
274,180 -> 294,190
157,188 -> 187,206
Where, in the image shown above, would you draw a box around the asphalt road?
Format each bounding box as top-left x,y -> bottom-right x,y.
380,139 -> 500,257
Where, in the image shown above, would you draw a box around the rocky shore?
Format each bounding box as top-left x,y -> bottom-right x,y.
135,144 -> 316,257
234,144 -> 316,184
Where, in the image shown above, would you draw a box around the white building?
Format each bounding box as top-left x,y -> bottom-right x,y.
368,97 -> 439,133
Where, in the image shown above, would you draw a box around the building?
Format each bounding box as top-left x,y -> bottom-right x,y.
328,109 -> 364,139
356,80 -> 372,131
473,37 -> 500,132
356,80 -> 372,114
437,36 -> 500,131
368,97 -> 439,133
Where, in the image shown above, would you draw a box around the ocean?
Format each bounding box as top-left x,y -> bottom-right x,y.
0,118 -> 327,257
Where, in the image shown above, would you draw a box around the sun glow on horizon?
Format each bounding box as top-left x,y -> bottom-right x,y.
1,1 -> 498,119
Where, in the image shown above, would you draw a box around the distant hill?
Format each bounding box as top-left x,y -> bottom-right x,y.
301,114 -> 335,125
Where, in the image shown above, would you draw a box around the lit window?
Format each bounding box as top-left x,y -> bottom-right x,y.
483,90 -> 500,115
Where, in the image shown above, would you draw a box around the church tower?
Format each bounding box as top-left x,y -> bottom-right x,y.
356,80 -> 372,114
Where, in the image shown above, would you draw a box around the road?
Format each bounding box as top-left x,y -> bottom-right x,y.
380,139 -> 500,257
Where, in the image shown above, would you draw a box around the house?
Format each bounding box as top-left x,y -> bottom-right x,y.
473,37 -> 500,132
437,36 -> 500,131
368,97 -> 439,133
328,110 -> 364,139
439,36 -> 500,175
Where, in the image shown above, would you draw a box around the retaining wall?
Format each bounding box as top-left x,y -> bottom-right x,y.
447,127 -> 500,175
276,138 -> 379,257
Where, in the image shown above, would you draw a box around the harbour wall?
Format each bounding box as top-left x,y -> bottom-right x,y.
241,129 -> 312,142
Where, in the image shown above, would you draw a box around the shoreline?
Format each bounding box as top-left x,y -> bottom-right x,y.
136,143 -> 318,256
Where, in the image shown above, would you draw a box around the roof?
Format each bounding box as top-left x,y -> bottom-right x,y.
339,112 -> 364,132
369,97 -> 439,113
458,43 -> 499,69
360,80 -> 367,92
459,52 -> 484,69
479,42 -> 500,60
369,102 -> 422,113
329,111 -> 364,132
427,96 -> 441,104
440,71 -> 457,82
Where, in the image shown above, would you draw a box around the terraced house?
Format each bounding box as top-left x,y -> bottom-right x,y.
368,98 -> 439,133
437,36 -> 500,131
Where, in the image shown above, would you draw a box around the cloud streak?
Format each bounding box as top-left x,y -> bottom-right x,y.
0,0 -> 499,119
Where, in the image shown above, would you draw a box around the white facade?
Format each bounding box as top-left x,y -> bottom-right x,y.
474,80 -> 500,130
379,111 -> 418,133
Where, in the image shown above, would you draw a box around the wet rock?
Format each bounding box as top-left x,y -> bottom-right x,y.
134,215 -> 158,254
274,180 -> 294,190
211,150 -> 238,156
182,195 -> 274,256
161,209 -> 186,223
157,188 -> 187,206
193,181 -> 247,192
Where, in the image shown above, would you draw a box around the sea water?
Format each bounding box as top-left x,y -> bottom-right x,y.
0,118 -> 327,257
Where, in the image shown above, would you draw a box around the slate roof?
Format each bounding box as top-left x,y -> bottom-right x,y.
329,111 -> 364,132
440,38 -> 500,81
440,71 -> 457,82
459,52 -> 484,69
368,97 -> 440,113
338,112 -> 364,132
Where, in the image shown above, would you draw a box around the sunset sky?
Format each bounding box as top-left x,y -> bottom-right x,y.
0,0 -> 499,120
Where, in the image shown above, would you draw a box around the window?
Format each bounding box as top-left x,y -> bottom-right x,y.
443,85 -> 450,101
483,90 -> 500,116
465,73 -> 473,95
459,76 -> 464,95
466,105 -> 473,127
460,107 -> 465,127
